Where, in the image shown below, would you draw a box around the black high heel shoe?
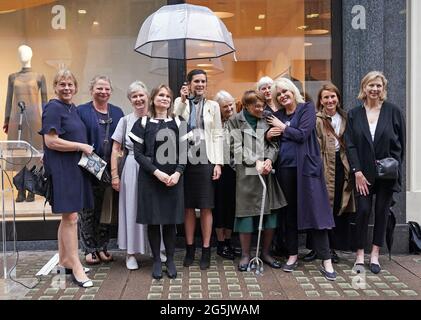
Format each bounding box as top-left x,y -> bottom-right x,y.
152,261 -> 163,280
71,274 -> 93,288
166,261 -> 177,279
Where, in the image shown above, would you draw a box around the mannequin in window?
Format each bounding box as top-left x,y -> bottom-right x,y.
3,45 -> 47,202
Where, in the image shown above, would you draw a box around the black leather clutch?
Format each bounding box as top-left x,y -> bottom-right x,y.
375,157 -> 399,180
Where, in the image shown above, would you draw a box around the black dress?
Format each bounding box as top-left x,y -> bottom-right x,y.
39,99 -> 94,214
130,117 -> 185,225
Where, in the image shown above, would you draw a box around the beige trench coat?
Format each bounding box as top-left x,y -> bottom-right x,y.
316,110 -> 355,215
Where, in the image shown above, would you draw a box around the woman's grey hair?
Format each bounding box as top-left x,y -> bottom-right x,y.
127,80 -> 148,99
358,71 -> 388,101
89,75 -> 113,92
256,76 -> 274,91
272,77 -> 305,108
214,90 -> 235,106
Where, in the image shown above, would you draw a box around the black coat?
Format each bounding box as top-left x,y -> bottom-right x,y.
344,101 -> 406,192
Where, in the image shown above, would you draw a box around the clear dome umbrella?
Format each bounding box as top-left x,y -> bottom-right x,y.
134,3 -> 235,60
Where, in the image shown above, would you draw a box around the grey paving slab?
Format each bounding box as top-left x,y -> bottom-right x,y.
3,250 -> 421,300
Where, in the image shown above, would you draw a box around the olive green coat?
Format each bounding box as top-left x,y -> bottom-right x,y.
227,111 -> 287,218
316,110 -> 355,215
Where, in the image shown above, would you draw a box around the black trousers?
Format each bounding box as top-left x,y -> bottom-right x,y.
355,180 -> 394,249
307,152 -> 352,251
277,167 -> 331,260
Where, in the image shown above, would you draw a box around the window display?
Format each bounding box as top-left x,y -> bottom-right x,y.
0,0 -> 167,221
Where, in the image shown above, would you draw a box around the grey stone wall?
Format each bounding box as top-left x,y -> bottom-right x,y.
342,0 -> 408,253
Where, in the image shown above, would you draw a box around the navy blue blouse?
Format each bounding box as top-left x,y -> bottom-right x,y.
274,109 -> 297,167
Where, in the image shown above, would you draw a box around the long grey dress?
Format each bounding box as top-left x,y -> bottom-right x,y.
5,68 -> 47,151
112,113 -> 148,254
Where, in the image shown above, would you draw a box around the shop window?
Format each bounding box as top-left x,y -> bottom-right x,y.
186,0 -> 333,103
0,0 -> 167,221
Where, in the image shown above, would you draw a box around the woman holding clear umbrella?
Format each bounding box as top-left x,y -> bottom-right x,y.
174,69 -> 224,270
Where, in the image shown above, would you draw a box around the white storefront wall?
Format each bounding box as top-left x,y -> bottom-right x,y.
407,0 -> 421,223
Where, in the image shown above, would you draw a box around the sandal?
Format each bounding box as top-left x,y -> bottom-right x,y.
85,251 -> 101,265
98,250 -> 113,262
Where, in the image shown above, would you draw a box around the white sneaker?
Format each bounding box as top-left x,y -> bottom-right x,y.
126,255 -> 139,270
160,251 -> 167,263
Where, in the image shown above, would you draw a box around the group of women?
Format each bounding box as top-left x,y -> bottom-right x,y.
40,68 -> 405,286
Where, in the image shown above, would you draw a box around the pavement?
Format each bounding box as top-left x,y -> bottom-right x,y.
1,249 -> 421,301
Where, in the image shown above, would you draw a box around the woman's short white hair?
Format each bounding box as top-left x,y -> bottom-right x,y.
127,80 -> 148,99
272,77 -> 305,108
256,76 -> 274,91
214,90 -> 235,106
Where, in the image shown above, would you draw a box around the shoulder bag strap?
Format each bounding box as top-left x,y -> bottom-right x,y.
121,116 -> 127,150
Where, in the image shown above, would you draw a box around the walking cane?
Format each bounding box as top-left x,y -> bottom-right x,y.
247,173 -> 267,275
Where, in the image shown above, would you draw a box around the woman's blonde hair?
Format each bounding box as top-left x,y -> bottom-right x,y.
358,71 -> 388,101
53,69 -> 78,95
271,77 -> 305,108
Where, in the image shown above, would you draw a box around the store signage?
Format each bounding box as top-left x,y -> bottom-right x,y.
51,5 -> 66,30
352,5 -> 366,30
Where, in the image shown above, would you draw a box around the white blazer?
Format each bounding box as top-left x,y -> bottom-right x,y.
174,97 -> 224,165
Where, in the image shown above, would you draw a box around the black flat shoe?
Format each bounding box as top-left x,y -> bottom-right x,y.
282,261 -> 298,272
232,247 -> 242,257
238,263 -> 248,272
238,256 -> 250,272
217,245 -> 235,260
261,257 -> 282,269
320,264 -> 337,281
303,250 -> 317,262
369,263 -> 381,274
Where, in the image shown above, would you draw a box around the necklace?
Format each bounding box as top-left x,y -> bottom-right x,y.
65,103 -> 73,113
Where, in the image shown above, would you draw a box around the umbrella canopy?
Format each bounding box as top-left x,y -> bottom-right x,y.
134,3 -> 235,60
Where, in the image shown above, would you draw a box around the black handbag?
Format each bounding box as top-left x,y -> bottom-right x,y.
13,165 -> 53,204
408,221 -> 421,253
375,157 -> 399,180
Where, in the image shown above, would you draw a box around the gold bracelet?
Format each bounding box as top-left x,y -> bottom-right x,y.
111,176 -> 119,180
